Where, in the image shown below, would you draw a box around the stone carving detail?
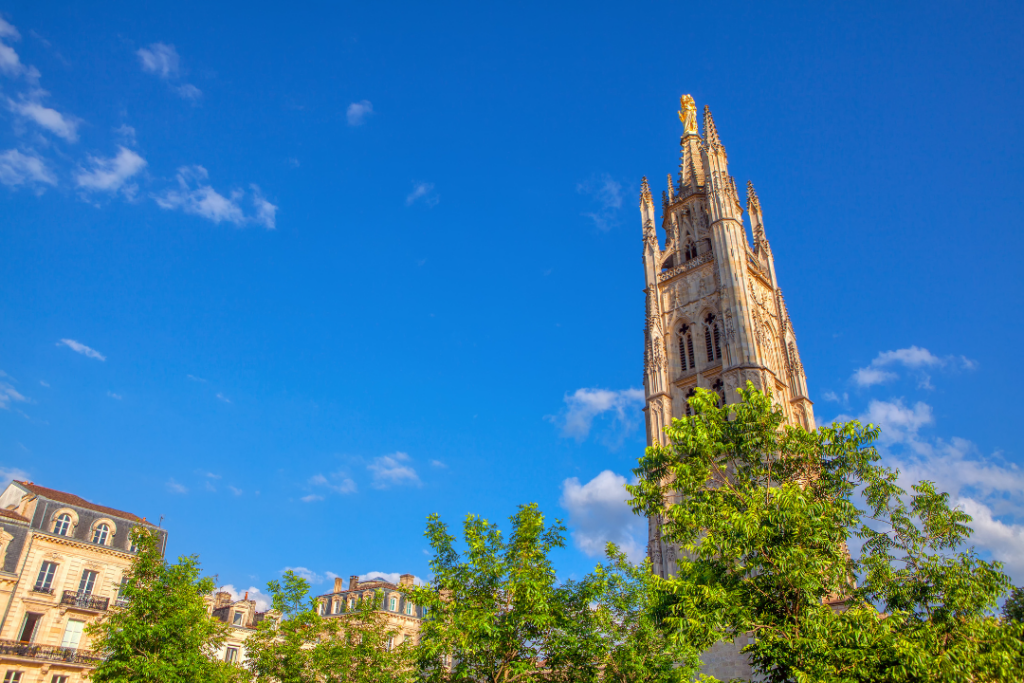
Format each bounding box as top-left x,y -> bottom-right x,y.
724,308 -> 735,342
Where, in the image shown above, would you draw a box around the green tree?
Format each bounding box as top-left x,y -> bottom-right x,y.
1004,587 -> 1024,623
87,528 -> 243,683
551,545 -> 699,683
627,382 -> 1024,683
245,570 -> 414,683
409,503 -> 570,683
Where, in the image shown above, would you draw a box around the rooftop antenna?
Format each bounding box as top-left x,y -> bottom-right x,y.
158,515 -> 164,527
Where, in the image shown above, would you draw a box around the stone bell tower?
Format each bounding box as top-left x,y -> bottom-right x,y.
642,95 -> 815,579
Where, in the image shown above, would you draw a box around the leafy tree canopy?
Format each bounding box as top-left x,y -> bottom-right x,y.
627,383 -> 1024,683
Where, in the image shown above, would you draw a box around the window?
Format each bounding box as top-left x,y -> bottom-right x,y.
712,378 -> 725,406
60,620 -> 84,649
53,514 -> 72,536
684,241 -> 698,261
704,313 -> 722,362
684,388 -> 697,417
389,596 -> 397,611
34,561 -> 58,593
225,647 -> 239,664
51,676 -> 69,683
386,636 -> 394,652
405,601 -> 413,615
233,611 -> 244,626
18,613 -> 42,643
3,672 -> 22,683
78,569 -> 98,595
91,523 -> 109,545
678,324 -> 695,371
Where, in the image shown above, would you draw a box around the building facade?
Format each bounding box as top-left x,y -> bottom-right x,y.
206,590 -> 275,667
0,481 -> 166,683
640,96 -> 815,680
316,574 -> 423,648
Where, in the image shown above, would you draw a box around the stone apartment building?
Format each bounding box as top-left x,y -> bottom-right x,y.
316,574 -> 424,648
0,481 -> 166,683
205,589 -> 276,666
640,96 -> 816,680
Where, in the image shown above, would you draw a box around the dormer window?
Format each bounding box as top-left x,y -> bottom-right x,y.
233,611 -> 244,626
91,524 -> 109,545
389,596 -> 397,611
53,514 -> 72,536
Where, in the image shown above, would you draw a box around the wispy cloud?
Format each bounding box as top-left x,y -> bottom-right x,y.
106,391 -> 123,400
215,392 -> 231,403
57,338 -> 106,361
282,566 -> 324,583
430,459 -> 447,468
576,174 -> 623,231
851,346 -> 974,388
0,372 -> 29,410
0,466 -> 29,488
219,584 -> 270,611
228,485 -> 242,496
0,18 -> 40,80
0,149 -> 56,189
155,166 -> 277,229
137,42 -> 201,101
561,470 -> 645,563
346,100 -> 373,126
359,571 -> 425,586
75,146 -> 147,195
368,452 -> 421,489
405,181 -> 439,207
301,494 -> 323,503
550,387 -> 644,443
305,471 -> 357,499
8,96 -> 79,142
166,478 -> 187,494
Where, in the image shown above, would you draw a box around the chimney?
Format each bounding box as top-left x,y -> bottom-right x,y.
349,575 -> 360,590
399,574 -> 414,588
334,577 -> 344,593
214,591 -> 232,609
244,591 -> 249,601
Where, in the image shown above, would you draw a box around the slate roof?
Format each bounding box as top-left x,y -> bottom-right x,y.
0,508 -> 29,523
15,481 -> 144,523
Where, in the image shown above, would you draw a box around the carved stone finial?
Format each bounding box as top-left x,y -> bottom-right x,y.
640,176 -> 652,205
703,105 -> 721,147
678,94 -> 698,136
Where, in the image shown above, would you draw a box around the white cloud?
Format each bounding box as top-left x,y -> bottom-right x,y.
228,485 -> 242,496
216,393 -> 231,403
852,346 -> 975,387
308,471 -> 357,495
250,185 -> 277,229
219,584 -> 271,612
430,460 -> 447,468
346,100 -> 373,126
75,146 -> 147,194
137,43 -> 180,79
0,149 -> 55,188
282,566 -> 324,584
106,391 -> 122,400
0,466 -> 29,488
8,98 -> 79,142
405,181 -> 439,207
560,470 -> 645,563
300,494 -> 324,503
577,174 -> 624,231
0,19 -> 39,80
175,83 -> 202,101
39,381 -> 49,387
956,498 -> 1024,579
368,452 -> 421,489
186,374 -> 207,382
0,18 -> 20,41
857,398 -> 933,446
0,374 -> 29,410
57,338 -> 106,361
166,478 -> 187,494
851,366 -> 898,388
155,166 -> 275,228
359,571 -> 425,586
114,124 -> 137,145
554,387 -> 644,442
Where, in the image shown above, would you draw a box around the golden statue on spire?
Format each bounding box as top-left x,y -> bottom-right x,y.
678,94 -> 698,136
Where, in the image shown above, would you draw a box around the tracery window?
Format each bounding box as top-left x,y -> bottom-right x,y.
684,388 -> 697,417
684,241 -> 698,261
53,514 -> 72,537
712,378 -> 725,406
704,313 -> 722,362
677,324 -> 695,372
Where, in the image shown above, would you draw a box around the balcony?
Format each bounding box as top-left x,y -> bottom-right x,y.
0,639 -> 102,666
30,586 -> 55,596
61,591 -> 110,612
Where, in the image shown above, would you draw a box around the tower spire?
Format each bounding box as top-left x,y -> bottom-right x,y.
667,173 -> 675,202
747,180 -> 765,240
703,105 -> 722,150
639,176 -> 656,244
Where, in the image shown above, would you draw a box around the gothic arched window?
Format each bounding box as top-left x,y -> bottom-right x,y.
684,241 -> 698,261
712,378 -> 725,406
678,324 -> 695,372
704,313 -> 722,362
684,387 -> 697,417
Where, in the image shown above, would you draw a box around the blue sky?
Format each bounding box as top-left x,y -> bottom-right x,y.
1,0 -> 1022,605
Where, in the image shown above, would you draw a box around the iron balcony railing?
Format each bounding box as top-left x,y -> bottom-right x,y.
0,639 -> 102,665
61,590 -> 110,611
30,586 -> 55,595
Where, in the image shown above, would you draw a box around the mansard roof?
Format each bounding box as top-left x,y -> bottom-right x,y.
14,480 -> 144,522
